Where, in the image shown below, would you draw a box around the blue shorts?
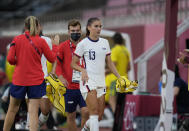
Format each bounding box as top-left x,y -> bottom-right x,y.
64,89 -> 86,113
10,80 -> 46,99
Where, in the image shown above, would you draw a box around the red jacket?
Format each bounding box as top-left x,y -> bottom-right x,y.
7,31 -> 57,86
56,40 -> 82,89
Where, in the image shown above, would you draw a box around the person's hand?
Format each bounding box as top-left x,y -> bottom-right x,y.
58,75 -> 69,87
81,69 -> 89,85
51,34 -> 60,45
177,51 -> 187,64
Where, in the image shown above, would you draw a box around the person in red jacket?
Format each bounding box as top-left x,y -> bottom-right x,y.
3,16 -> 58,131
55,19 -> 89,131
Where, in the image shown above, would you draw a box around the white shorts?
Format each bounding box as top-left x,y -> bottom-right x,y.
81,86 -> 106,100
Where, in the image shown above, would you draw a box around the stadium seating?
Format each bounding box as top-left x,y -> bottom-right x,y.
107,0 -> 128,7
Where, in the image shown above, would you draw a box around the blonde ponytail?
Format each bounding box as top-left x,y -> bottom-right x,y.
24,16 -> 39,36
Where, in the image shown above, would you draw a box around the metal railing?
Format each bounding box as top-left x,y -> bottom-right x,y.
134,17 -> 189,93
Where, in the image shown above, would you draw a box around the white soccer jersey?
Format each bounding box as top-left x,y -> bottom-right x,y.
41,36 -> 52,78
74,37 -> 111,91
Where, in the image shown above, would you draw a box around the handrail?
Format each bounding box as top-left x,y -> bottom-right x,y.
134,17 -> 189,63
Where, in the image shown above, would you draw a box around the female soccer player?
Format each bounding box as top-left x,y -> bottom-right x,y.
3,16 -> 58,131
71,17 -> 122,131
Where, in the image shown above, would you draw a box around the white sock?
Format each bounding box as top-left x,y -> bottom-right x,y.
81,119 -> 90,131
26,113 -> 30,129
85,119 -> 90,128
90,115 -> 99,131
39,113 -> 49,127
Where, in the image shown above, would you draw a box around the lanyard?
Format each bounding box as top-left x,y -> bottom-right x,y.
25,34 -> 41,56
69,41 -> 75,57
70,41 -> 83,66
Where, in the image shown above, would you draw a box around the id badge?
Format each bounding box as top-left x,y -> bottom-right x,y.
72,70 -> 81,83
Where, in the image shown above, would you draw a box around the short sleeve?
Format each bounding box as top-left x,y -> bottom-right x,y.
46,38 -> 52,50
174,78 -> 181,88
41,38 -> 57,63
105,40 -> 111,55
74,41 -> 84,58
41,36 -> 52,50
7,37 -> 17,65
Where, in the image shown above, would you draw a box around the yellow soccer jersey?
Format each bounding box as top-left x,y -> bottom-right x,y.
111,45 -> 130,77
5,60 -> 15,83
47,60 -> 53,73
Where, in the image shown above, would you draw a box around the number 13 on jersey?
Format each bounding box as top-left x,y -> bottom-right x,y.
89,49 -> 95,60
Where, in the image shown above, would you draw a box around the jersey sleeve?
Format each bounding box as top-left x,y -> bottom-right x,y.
56,60 -> 64,76
105,40 -> 111,55
41,38 -> 57,63
7,37 -> 17,65
174,78 -> 182,88
41,36 -> 52,50
57,43 -> 64,63
56,44 -> 64,76
46,37 -> 52,50
74,41 -> 84,58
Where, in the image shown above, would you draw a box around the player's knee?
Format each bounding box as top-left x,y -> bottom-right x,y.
8,106 -> 19,114
90,106 -> 98,114
40,104 -> 51,115
82,108 -> 89,119
67,115 -> 75,123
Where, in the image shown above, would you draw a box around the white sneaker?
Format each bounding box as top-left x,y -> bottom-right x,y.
53,126 -> 58,130
15,121 -> 27,130
81,124 -> 90,131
